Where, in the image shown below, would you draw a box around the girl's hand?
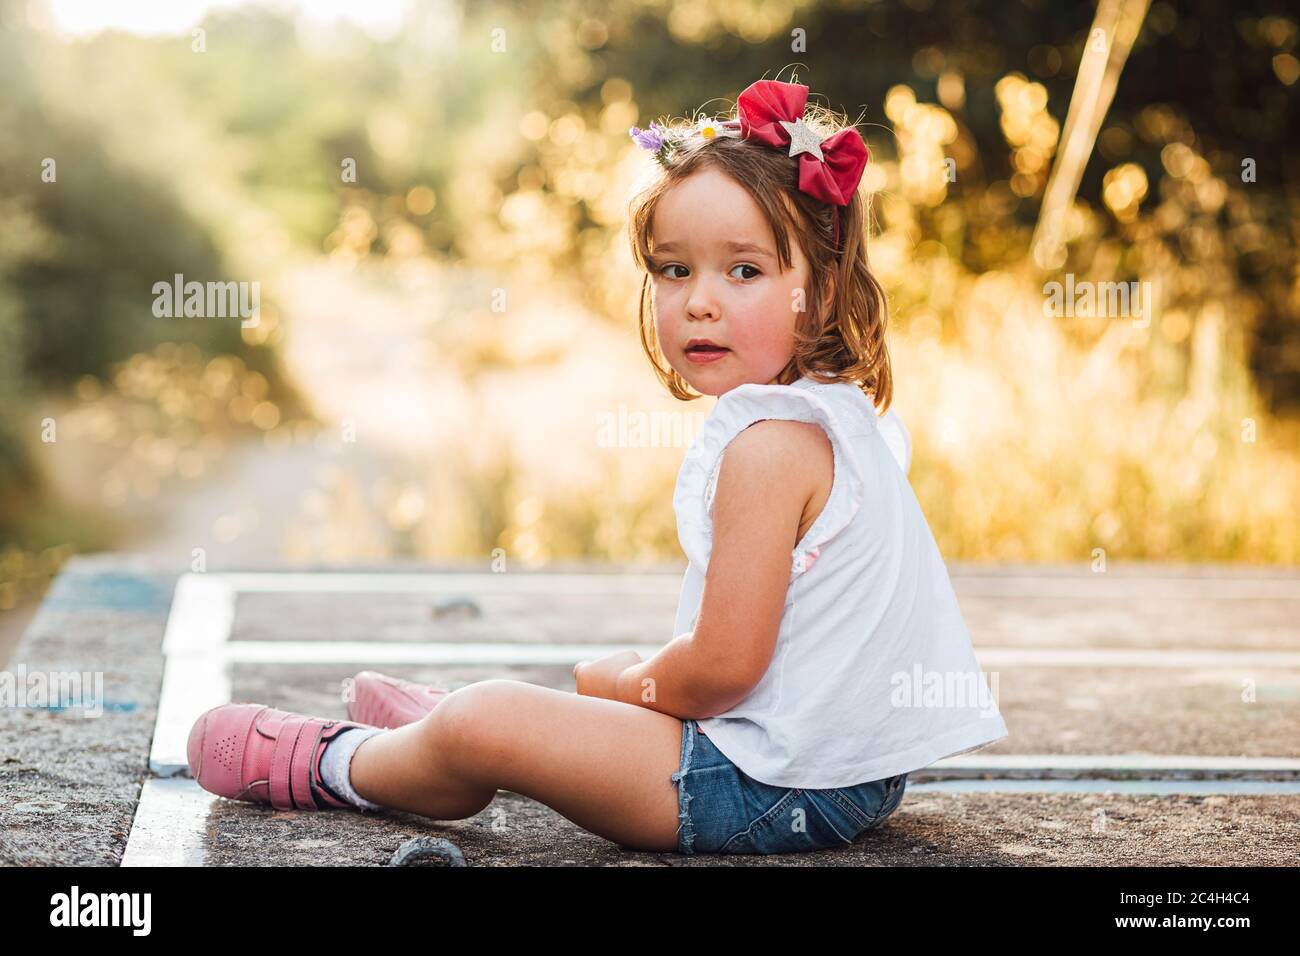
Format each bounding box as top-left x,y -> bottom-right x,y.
573,650 -> 643,701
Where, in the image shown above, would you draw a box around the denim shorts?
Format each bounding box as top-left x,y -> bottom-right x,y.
670,719 -> 908,855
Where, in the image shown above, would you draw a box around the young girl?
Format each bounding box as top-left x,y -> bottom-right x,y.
187,77 -> 1007,857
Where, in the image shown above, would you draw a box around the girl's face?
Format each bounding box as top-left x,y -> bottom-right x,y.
650,167 -> 813,397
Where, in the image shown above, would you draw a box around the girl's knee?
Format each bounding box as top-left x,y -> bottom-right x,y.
425,681 -> 522,760
437,680 -> 521,727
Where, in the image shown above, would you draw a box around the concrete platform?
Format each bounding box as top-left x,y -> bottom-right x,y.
2,556 -> 1298,866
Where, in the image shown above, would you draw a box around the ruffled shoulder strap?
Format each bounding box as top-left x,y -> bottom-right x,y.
876,406 -> 912,475
674,383 -> 866,581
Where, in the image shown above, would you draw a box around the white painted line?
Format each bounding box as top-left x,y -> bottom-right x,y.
223,640 -> 665,665
121,778 -> 218,866
150,656 -> 232,776
142,569 -> 1300,605
925,754 -> 1300,779
976,647 -> 1300,668
218,641 -> 1300,670
150,575 -> 237,777
907,779 -> 1300,795
212,572 -> 683,595
177,570 -> 1300,600
948,576 -> 1300,600
160,574 -> 236,655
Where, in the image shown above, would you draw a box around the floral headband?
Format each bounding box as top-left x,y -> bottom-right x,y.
629,79 -> 870,249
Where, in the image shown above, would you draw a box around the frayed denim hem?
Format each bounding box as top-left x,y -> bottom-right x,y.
669,720 -> 697,855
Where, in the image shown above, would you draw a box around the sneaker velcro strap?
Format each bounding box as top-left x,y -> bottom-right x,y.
269,714 -> 311,810
291,721 -> 328,810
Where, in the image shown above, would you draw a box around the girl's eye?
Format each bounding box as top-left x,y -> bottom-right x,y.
656,263 -> 759,280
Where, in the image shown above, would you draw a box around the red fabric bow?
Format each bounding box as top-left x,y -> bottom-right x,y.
737,79 -> 869,206
737,80 -> 868,247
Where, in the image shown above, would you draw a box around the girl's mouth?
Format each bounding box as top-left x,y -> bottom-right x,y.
685,345 -> 730,364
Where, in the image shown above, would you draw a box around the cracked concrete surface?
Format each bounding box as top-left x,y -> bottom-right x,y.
2,557 -> 1297,866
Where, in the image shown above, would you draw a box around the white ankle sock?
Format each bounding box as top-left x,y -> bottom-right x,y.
319,727 -> 386,811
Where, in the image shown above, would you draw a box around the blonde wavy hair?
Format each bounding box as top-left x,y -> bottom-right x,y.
626,96 -> 892,414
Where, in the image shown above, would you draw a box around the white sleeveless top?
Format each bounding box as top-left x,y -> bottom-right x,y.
672,374 -> 1008,788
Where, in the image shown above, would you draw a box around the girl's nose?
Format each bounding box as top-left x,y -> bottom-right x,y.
685,278 -> 722,320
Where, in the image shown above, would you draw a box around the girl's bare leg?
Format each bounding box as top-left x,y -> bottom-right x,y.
347,679 -> 686,852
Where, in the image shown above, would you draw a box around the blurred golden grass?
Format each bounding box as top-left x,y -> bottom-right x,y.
7,72 -> 1297,579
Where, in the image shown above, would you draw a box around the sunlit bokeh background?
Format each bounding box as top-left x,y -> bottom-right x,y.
2,0 -> 1297,655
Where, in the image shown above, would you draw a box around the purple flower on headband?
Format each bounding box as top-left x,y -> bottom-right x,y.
629,121 -> 666,152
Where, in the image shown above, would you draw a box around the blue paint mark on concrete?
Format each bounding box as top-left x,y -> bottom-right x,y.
41,572 -> 170,613
24,699 -> 140,714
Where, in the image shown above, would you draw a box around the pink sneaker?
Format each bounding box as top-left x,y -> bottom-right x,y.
187,703 -> 374,810
346,670 -> 451,729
